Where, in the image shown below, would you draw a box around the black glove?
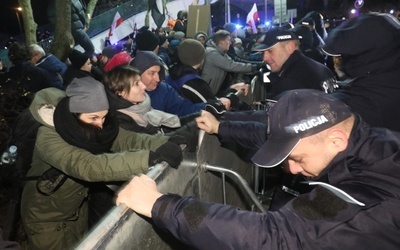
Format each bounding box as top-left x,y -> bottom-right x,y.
167,131 -> 197,152
225,92 -> 240,107
148,141 -> 183,168
205,99 -> 226,120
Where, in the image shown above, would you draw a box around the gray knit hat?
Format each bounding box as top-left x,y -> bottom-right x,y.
130,50 -> 162,74
178,39 -> 205,66
173,31 -> 185,40
66,77 -> 109,113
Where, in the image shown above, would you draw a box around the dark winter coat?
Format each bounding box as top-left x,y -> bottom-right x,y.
36,54 -> 67,89
266,50 -> 336,99
149,116 -> 400,249
147,81 -> 205,118
168,64 -> 218,104
8,61 -> 55,92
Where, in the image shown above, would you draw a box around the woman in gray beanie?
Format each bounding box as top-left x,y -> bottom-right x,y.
20,77 -> 184,249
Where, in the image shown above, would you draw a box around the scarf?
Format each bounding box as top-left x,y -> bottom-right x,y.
117,93 -> 181,128
53,97 -> 119,155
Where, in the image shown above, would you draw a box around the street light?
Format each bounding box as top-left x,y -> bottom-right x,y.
15,7 -> 23,35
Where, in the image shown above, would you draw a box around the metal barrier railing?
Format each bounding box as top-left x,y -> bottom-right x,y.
200,162 -> 266,213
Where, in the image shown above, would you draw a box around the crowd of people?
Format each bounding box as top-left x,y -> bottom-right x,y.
1,7 -> 400,250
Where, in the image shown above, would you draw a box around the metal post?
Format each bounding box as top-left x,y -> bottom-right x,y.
225,0 -> 231,23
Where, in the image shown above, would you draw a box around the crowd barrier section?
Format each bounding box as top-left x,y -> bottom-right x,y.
76,133 -> 255,249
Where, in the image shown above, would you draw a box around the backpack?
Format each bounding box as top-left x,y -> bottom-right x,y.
9,109 -> 42,180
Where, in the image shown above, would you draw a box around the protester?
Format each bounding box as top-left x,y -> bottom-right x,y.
7,42 -> 54,92
201,30 -> 259,96
63,49 -> 95,86
157,35 -> 171,67
193,31 -> 208,47
135,28 -> 169,72
28,44 -> 66,89
130,50 -> 205,117
103,65 -> 181,134
173,10 -> 188,33
98,44 -> 122,71
117,89 -> 400,249
167,39 -> 232,110
20,77 -> 184,249
103,51 -> 132,72
169,31 -> 186,52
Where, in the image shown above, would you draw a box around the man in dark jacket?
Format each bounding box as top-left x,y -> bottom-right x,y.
28,44 -> 66,89
117,89 -> 400,249
252,27 -> 336,99
7,42 -> 55,92
322,12 -> 400,133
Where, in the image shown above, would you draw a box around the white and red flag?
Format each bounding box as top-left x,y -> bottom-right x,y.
109,11 -> 124,44
246,3 -> 259,34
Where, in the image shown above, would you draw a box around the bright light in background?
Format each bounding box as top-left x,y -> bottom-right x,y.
350,9 -> 356,14
235,24 -> 242,29
265,21 -> 271,26
390,10 -> 395,14
16,7 -> 22,11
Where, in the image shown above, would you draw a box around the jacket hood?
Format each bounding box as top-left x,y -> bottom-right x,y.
29,87 -> 66,127
322,13 -> 400,77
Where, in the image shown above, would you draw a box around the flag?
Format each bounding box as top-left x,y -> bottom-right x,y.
246,3 -> 259,34
109,11 -> 124,44
148,0 -> 165,29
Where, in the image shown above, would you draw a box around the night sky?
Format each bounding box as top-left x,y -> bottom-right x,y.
0,0 -> 50,40
0,0 -> 399,43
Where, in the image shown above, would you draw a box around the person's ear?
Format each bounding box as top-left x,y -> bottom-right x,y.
117,91 -> 126,98
285,41 -> 296,53
327,129 -> 348,152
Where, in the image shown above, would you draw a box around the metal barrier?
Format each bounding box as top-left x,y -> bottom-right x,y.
76,132 -> 260,249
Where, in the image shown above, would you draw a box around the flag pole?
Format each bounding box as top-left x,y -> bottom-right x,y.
265,0 -> 267,22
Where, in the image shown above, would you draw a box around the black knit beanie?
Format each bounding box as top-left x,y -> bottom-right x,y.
69,50 -> 90,69
136,30 -> 160,51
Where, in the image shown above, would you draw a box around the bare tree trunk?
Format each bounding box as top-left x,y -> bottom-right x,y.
86,0 -> 99,28
50,0 -> 74,61
18,0 -> 37,46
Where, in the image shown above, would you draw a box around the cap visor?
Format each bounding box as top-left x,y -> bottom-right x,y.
321,45 -> 341,57
252,42 -> 277,52
251,138 -> 301,168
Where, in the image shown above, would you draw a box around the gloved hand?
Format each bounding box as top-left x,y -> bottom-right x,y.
225,92 -> 240,107
148,142 -> 183,168
167,131 -> 197,152
205,99 -> 226,120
